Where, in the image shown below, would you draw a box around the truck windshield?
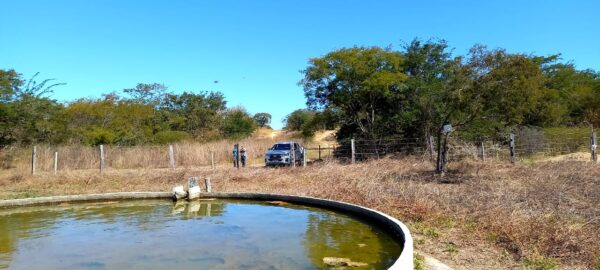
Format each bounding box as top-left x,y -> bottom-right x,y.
272,144 -> 291,150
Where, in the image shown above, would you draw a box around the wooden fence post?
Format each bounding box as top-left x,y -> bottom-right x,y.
480,141 -> 486,162
591,130 -> 597,163
53,151 -> 58,175
204,177 -> 212,192
428,135 -> 435,161
351,139 -> 356,164
318,145 -> 321,160
290,142 -> 295,167
99,144 -> 105,174
168,145 -> 175,170
210,151 -> 215,169
31,146 -> 37,175
235,143 -> 240,169
509,133 -> 516,164
303,148 -> 307,167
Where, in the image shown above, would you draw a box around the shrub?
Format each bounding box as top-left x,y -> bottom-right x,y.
152,131 -> 191,144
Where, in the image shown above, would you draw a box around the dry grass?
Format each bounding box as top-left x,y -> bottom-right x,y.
0,155 -> 599,269
0,133 -> 297,172
0,130 -> 342,173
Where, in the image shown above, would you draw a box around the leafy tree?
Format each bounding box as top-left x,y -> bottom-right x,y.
253,112 -> 272,128
283,109 -> 338,139
0,71 -> 65,145
222,107 -> 257,139
472,47 -> 545,128
0,69 -> 21,101
535,57 -> 598,126
123,83 -> 169,105
0,70 -> 20,144
301,47 -> 408,140
159,91 -> 226,140
582,78 -> 600,127
402,39 -> 461,140
64,96 -> 155,145
403,40 -> 483,172
284,109 -> 315,131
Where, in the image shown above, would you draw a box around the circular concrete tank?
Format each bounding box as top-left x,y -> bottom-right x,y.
0,192 -> 414,270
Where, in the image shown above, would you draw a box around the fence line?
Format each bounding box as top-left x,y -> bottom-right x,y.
0,129 -> 597,175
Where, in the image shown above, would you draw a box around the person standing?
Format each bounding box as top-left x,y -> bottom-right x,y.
232,144 -> 238,168
240,146 -> 247,167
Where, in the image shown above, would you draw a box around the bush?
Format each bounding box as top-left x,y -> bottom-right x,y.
152,131 -> 191,144
222,109 -> 257,139
543,127 -> 591,153
84,127 -> 118,146
284,109 -> 315,131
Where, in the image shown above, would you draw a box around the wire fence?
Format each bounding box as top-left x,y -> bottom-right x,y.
330,138 -> 426,162
0,128 -> 597,175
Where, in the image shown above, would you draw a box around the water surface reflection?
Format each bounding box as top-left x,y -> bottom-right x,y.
0,199 -> 401,269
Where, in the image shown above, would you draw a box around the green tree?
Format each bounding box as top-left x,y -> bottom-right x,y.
300,47 -> 408,140
0,70 -> 21,144
472,47 -> 545,128
64,95 -> 155,145
222,107 -> 257,139
0,71 -> 66,145
253,112 -> 272,128
283,109 -> 337,139
123,83 -> 169,105
0,69 -> 21,101
403,40 -> 484,172
284,109 -> 315,131
535,56 -> 598,126
159,91 -> 226,140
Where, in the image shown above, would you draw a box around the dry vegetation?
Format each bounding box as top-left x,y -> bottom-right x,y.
0,129 -> 339,173
0,132 -> 297,172
1,145 -> 599,269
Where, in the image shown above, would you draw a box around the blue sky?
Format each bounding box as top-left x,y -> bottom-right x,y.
1,0 -> 599,129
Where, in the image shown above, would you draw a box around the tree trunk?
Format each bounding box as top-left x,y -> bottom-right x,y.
435,132 -> 443,174
435,132 -> 449,175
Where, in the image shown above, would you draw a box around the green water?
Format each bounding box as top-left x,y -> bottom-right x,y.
0,199 -> 402,269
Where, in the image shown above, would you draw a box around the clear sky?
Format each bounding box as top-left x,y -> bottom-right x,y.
1,0 -> 599,129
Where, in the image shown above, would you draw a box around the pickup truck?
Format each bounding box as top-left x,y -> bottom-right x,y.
264,141 -> 304,166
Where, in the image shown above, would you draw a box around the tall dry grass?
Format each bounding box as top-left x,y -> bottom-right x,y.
0,134 -> 305,172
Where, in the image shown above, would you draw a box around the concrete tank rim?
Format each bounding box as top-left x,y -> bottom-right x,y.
0,192 -> 414,270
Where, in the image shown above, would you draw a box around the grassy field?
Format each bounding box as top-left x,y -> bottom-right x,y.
0,155 -> 598,269
0,129 -> 340,173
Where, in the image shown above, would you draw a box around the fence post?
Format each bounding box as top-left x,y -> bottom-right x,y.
211,151 -> 215,169
318,145 -> 321,160
168,145 -> 175,170
592,130 -> 597,163
509,133 -> 516,164
290,142 -> 295,167
351,139 -> 356,164
53,151 -> 58,175
204,177 -> 212,192
428,135 -> 435,161
480,141 -> 486,162
235,143 -> 240,169
31,146 -> 37,175
99,144 -> 105,174
303,148 -> 307,167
